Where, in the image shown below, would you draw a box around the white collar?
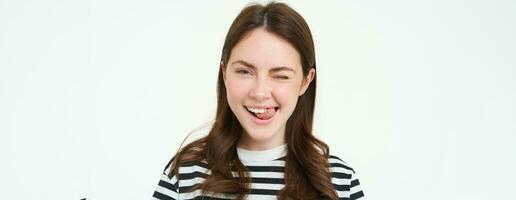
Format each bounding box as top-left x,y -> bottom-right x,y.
237,143 -> 287,162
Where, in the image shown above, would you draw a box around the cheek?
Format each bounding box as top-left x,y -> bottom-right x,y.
225,79 -> 249,104
273,84 -> 300,107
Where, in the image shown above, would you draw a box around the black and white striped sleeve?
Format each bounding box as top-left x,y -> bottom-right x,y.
152,158 -> 179,200
349,169 -> 365,200
328,155 -> 365,200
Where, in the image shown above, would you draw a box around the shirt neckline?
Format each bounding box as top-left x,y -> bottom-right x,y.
237,143 -> 287,162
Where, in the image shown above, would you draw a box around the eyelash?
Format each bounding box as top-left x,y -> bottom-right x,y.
236,69 -> 251,75
235,69 -> 289,80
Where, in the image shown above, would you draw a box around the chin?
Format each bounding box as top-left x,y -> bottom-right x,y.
243,128 -> 278,142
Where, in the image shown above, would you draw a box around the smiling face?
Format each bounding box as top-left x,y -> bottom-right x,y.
222,27 -> 315,150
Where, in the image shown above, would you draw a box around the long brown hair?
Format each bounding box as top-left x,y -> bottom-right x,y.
170,2 -> 338,200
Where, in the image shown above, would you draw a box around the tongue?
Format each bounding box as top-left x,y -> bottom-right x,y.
255,108 -> 276,120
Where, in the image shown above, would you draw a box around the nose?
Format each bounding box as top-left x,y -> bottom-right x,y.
249,77 -> 271,101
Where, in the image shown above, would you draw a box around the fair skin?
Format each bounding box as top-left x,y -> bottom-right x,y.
222,27 -> 315,151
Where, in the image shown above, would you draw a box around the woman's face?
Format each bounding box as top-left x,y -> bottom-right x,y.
223,27 -> 315,150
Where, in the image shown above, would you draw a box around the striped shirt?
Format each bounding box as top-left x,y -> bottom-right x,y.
152,144 -> 365,200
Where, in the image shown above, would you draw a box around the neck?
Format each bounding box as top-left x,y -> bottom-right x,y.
238,129 -> 286,151
238,140 -> 286,151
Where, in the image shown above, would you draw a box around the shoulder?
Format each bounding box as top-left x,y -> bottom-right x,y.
327,154 -> 356,174
153,156 -> 211,199
162,138 -> 210,178
327,154 -> 366,199
162,156 -> 210,179
153,156 -> 180,199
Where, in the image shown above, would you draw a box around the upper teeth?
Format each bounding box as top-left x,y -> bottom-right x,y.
247,107 -> 267,114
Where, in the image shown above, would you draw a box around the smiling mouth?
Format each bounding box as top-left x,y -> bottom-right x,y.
244,106 -> 279,120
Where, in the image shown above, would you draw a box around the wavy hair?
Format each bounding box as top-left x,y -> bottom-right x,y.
169,2 -> 337,200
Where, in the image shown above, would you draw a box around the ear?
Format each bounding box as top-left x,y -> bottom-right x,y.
220,60 -> 226,82
299,68 -> 315,96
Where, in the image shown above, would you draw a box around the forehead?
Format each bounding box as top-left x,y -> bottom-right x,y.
229,28 -> 301,71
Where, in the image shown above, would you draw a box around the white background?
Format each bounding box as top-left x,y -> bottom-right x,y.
1,0 -> 515,199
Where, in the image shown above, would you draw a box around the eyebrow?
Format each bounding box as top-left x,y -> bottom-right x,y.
231,60 -> 296,74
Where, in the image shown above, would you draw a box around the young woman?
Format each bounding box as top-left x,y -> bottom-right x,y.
152,2 -> 365,200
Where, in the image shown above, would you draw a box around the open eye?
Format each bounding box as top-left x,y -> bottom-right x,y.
236,69 -> 251,75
